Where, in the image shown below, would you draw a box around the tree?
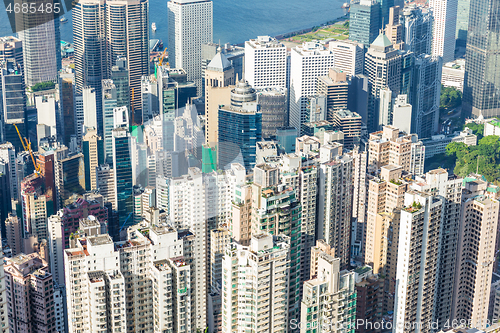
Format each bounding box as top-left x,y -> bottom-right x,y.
464,123 -> 484,139
440,85 -> 462,110
31,81 -> 55,92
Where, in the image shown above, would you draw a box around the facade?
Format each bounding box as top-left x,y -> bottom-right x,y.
349,0 -> 381,46
455,0 -> 470,47
112,128 -> 134,230
0,37 -> 23,70
290,42 -> 334,135
430,0 -> 457,63
4,253 -> 55,333
245,36 -> 287,89
441,59 -> 465,91
328,40 -> 364,78
0,246 -> 8,333
47,214 -> 65,286
410,54 -> 442,139
317,68 -> 349,121
5,214 -> 22,256
462,0 -> 500,118
332,109 -> 362,149
16,7 -> 60,87
82,129 -> 104,191
168,0 -> 213,96
300,253 -> 356,333
401,5 -> 433,56
55,153 -> 85,209
221,234 -> 290,333
201,43 -> 244,96
256,87 -> 288,139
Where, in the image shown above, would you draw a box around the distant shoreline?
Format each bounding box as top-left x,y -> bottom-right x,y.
234,13 -> 349,46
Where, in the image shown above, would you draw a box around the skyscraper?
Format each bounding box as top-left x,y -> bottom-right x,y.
15,2 -> 60,87
463,0 -> 500,118
245,36 -> 287,89
349,0 -> 381,46
429,0 -> 457,63
328,40 -> 364,79
168,0 -> 213,96
112,128 -> 133,232
256,87 -> 288,139
82,129 -> 104,191
455,0 -> 470,47
401,5 -> 434,56
55,153 -> 86,209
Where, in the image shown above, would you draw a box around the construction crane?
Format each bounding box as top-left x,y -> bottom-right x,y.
13,123 -> 40,173
159,47 -> 167,66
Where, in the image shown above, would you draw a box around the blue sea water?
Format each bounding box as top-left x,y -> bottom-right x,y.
0,0 -> 347,45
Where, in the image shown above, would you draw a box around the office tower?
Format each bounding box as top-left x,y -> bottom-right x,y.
364,33 -> 412,132
332,109 -> 362,149
21,173 -> 52,240
317,154 -> 353,269
0,246 -> 7,333
453,178 -> 500,328
256,87 -> 288,139
245,36 -> 287,89
16,6 -> 60,87
168,0 -> 213,96
201,43 -> 244,96
0,37 -> 23,70
410,169 -> 463,329
110,56 -> 130,111
82,129 -> 104,191
394,192 -> 446,333
222,234 -> 290,332
102,80 -> 118,163
251,178 -> 302,321
430,0 -> 457,63
37,152 -> 57,214
410,54 -> 442,138
349,0 -> 381,46
348,74 -> 370,126
5,214 -> 22,256
47,214 -> 65,286
4,253 -> 55,333
35,95 -> 58,141
218,80 -> 262,170
328,40 -> 364,78
112,127 -> 133,231
82,86 -> 98,134
455,0 -> 470,47
58,72 -> 76,146
392,94 -> 413,134
0,59 -> 26,151
276,127 -> 298,154
204,52 -> 235,146
463,0 -> 500,118
401,6 -> 433,56
300,253 -> 356,333
385,6 -> 403,47
290,42 -> 334,135
317,69 -> 349,121
0,142 -> 19,201
55,153 -> 85,209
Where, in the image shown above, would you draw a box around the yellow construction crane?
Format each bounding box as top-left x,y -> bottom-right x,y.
159,47 -> 167,66
13,123 -> 40,173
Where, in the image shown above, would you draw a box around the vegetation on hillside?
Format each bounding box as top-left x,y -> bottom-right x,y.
446,135 -> 500,182
31,81 -> 55,92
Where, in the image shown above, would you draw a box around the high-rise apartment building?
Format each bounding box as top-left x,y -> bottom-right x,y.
328,40 -> 364,79
401,5 -> 433,56
410,54 -> 442,139
245,36 -> 287,89
0,246 -> 8,333
47,213 -> 65,286
4,253 -> 55,333
453,177 -> 500,328
462,0 -> 500,118
16,6 -> 60,87
430,0 -> 457,63
221,234 -> 290,332
5,214 -> 22,256
349,0 -> 381,46
168,0 -> 213,96
394,191 -> 445,333
290,41 -> 334,135
300,253 -> 356,333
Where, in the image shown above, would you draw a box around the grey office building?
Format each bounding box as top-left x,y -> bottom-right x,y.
349,0 -> 381,46
401,5 -> 433,56
463,0 -> 500,118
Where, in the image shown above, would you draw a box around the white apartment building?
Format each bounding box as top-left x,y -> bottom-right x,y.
47,213 -> 65,286
245,36 -> 287,89
0,246 -> 8,333
221,234 -> 290,333
167,0 -> 213,96
290,41 -> 335,135
328,40 -> 364,78
430,0 -> 457,63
